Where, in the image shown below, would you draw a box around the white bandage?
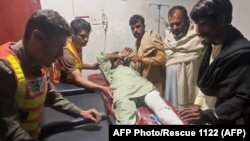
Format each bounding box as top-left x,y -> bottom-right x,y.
144,90 -> 184,125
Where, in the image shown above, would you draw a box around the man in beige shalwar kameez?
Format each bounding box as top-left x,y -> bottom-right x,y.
164,6 -> 204,109
128,15 -> 166,97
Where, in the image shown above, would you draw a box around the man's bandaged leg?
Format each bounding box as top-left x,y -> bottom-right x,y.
144,90 -> 184,125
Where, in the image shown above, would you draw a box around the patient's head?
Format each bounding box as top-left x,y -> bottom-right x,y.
110,52 -> 124,69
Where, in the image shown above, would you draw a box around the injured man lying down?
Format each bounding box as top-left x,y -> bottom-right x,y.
97,47 -> 184,125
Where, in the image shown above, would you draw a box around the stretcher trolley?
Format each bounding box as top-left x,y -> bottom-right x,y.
39,83 -> 115,141
88,73 -> 187,125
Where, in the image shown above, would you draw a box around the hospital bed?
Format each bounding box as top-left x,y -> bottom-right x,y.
39,82 -> 114,141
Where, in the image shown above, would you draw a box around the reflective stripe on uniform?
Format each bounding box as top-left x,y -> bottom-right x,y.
6,53 -> 47,136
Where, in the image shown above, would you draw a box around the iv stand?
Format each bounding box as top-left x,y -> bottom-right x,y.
101,0 -> 108,53
102,10 -> 108,53
149,3 -> 170,33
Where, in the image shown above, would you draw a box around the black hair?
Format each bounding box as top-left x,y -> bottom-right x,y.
24,9 -> 71,40
168,5 -> 189,20
190,0 -> 233,24
70,18 -> 91,34
129,14 -> 145,26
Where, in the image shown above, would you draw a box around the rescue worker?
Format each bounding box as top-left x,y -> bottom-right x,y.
0,9 -> 102,141
51,18 -> 110,96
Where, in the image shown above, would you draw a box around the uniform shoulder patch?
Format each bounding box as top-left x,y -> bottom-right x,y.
0,60 -> 13,74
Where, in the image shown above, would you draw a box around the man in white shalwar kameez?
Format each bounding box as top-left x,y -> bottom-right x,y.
164,6 -> 204,109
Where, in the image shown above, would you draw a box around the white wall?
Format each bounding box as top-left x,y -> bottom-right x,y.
231,0 -> 250,39
40,0 -> 250,79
